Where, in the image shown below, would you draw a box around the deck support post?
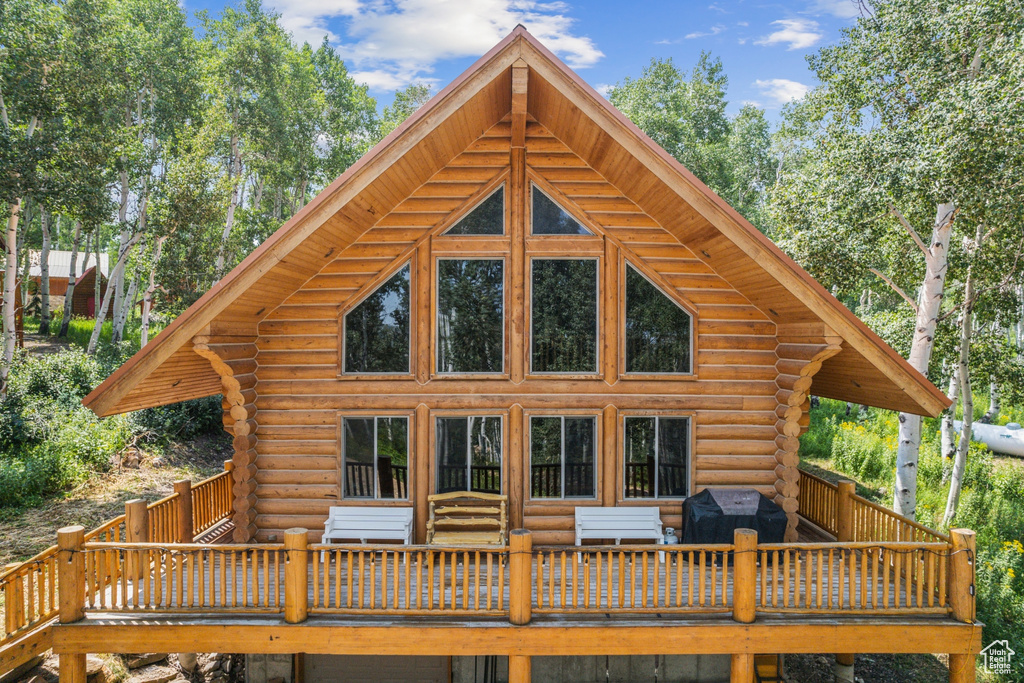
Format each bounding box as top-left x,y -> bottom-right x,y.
284,528 -> 309,624
509,529 -> 532,625
509,655 -> 531,683
174,479 -> 194,543
57,526 -> 87,683
730,653 -> 753,683
947,529 -> 977,683
835,481 -> 856,680
732,528 -> 756,624
125,499 -> 148,580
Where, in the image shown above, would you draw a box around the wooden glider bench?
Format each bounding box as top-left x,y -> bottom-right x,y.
321,506 -> 414,556
575,507 -> 664,557
426,491 -> 508,546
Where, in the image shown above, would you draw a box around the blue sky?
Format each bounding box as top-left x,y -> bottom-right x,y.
183,0 -> 862,118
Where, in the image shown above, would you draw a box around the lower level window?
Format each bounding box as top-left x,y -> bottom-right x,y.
530,416 -> 596,499
623,416 -> 689,498
436,416 -> 503,493
342,416 -> 409,499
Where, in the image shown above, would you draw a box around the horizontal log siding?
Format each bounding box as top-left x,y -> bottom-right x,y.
252,119 -> 779,543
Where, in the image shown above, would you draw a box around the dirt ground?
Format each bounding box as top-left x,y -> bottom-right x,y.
21,333 -> 74,357
0,432 -> 231,564
785,653 -> 952,682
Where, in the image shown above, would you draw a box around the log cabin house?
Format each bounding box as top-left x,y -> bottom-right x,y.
0,27 -> 981,683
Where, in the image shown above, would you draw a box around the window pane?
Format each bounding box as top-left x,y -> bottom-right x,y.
532,187 -> 592,235
469,416 -> 502,493
624,417 -> 656,499
531,259 -> 598,373
343,418 -> 375,498
564,417 -> 596,498
444,187 -> 504,235
376,417 -> 409,500
530,417 -> 562,498
436,417 -> 468,493
625,264 -> 692,374
343,265 -> 411,373
657,418 -> 689,497
437,260 -> 504,373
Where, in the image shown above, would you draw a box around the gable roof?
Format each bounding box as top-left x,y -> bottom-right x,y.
30,251 -> 109,279
83,27 -> 949,418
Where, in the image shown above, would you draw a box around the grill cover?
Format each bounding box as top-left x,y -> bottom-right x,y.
680,488 -> 788,544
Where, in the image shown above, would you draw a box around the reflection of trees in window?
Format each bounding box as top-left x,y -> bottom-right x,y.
624,416 -> 688,499
444,186 -> 504,235
436,416 -> 502,493
342,416 -> 409,499
625,264 -> 692,374
531,186 -> 592,235
343,265 -> 410,373
437,259 -> 504,373
530,416 -> 596,499
531,259 -> 598,373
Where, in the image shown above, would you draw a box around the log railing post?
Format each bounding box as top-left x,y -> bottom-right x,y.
836,480 -> 855,542
509,655 -> 531,683
730,653 -> 754,683
125,499 -> 148,580
284,528 -> 309,624
4,563 -> 23,634
174,480 -> 194,543
509,529 -> 532,625
57,527 -> 88,683
947,529 -> 977,683
732,528 -> 756,624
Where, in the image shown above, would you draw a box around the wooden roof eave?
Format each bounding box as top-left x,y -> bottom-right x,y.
516,35 -> 949,418
82,32 -> 525,418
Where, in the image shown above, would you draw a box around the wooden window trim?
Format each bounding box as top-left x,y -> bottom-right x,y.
616,409 -> 696,504
525,172 -> 607,241
522,408 -> 601,507
336,409 -> 416,506
428,409 -> 509,497
432,255 -> 510,379
618,254 -> 699,382
337,259 -> 416,380
526,255 -> 602,379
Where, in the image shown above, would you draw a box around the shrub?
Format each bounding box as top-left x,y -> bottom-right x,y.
135,395 -> 223,440
977,541 -> 1024,683
830,419 -> 895,483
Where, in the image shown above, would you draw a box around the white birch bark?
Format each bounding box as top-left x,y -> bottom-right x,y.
894,202 -> 955,519
940,367 -> 960,483
140,235 -> 166,347
2,200 -> 21,395
214,130 -> 241,279
58,220 -> 82,337
87,231 -> 142,354
943,271 -> 974,526
38,209 -> 51,334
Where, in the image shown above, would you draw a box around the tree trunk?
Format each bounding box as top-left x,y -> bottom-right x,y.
112,166 -> 130,330
943,272 -> 974,526
214,130 -> 241,279
87,232 -> 142,354
2,199 -> 22,395
940,367 -> 960,483
981,381 -> 999,423
38,209 -> 51,335
58,220 -> 82,337
94,231 -> 101,316
140,235 -> 166,347
894,202 -> 955,520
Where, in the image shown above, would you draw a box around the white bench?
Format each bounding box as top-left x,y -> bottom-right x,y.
321,507 -> 414,550
575,507 -> 664,546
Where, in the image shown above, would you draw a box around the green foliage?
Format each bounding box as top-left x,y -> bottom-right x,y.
135,395 -> 223,441
977,540 -> 1024,682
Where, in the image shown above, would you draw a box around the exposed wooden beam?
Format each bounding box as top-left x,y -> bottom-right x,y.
511,60 -> 528,149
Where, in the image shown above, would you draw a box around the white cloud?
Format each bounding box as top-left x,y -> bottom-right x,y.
809,0 -> 861,18
594,84 -> 612,98
684,24 -> 726,39
707,3 -> 729,13
754,78 -> 810,105
754,19 -> 823,50
268,0 -> 603,91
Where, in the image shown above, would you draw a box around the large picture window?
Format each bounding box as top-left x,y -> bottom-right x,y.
623,416 -> 689,499
436,416 -> 503,494
625,264 -> 693,374
342,264 -> 411,374
531,259 -> 598,373
436,259 -> 504,374
342,416 -> 409,499
530,416 -> 596,499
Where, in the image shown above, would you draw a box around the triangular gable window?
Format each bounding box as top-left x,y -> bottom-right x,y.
625,263 -> 692,374
531,185 -> 593,235
443,186 -> 505,235
343,264 -> 411,374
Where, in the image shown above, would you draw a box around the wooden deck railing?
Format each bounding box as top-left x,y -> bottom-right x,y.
797,470 -> 838,535
192,468 -> 234,535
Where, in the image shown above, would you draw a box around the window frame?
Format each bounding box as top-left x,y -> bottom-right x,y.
527,255 -> 602,378
526,412 -> 599,501
430,410 -> 508,496
337,260 -> 415,378
617,410 -> 694,502
619,257 -> 698,380
337,410 -> 415,505
432,255 -> 509,378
